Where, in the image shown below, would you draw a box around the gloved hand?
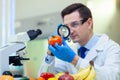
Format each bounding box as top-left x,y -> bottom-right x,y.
48,38 -> 76,63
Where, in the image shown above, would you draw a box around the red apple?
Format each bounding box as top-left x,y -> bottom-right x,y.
58,72 -> 74,80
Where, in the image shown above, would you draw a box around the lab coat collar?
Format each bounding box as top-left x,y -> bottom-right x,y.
94,34 -> 109,50
85,34 -> 109,61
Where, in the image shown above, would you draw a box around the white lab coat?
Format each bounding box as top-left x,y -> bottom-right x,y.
38,34 -> 120,80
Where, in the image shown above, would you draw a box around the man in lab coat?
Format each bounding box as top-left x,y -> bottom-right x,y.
38,3 -> 120,80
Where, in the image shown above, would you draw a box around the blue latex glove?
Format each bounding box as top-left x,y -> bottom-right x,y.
48,38 -> 76,62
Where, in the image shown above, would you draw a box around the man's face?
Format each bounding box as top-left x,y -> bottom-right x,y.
63,11 -> 93,45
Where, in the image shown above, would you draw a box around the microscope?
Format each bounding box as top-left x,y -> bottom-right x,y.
0,29 -> 42,78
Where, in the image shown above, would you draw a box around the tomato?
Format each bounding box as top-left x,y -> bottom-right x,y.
40,72 -> 54,80
48,35 -> 62,46
40,72 -> 48,80
47,72 -> 54,78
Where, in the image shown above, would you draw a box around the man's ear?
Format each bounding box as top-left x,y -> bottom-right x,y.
87,18 -> 93,29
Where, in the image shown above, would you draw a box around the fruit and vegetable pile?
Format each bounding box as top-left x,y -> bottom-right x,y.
37,61 -> 96,80
38,72 -> 73,80
0,65 -> 96,80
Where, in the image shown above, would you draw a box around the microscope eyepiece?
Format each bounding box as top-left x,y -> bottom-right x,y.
36,29 -> 42,35
27,29 -> 42,40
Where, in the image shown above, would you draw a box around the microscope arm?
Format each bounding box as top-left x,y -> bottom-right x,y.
0,43 -> 25,75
